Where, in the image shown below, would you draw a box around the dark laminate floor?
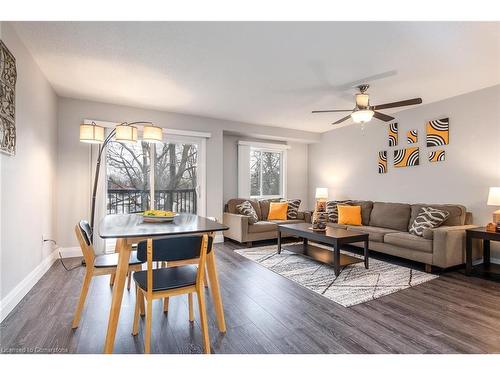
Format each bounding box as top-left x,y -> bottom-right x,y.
1,239 -> 500,354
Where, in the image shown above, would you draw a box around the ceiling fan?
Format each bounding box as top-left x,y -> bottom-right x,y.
312,84 -> 422,125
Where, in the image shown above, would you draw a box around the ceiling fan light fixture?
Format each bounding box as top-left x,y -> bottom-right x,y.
355,93 -> 370,108
351,109 -> 374,124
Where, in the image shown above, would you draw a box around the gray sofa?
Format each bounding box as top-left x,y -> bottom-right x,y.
223,198 -> 311,246
326,201 -> 481,270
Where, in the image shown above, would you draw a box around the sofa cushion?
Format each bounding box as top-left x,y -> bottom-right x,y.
281,199 -> 301,219
351,200 -> 374,226
347,225 -> 400,242
326,222 -> 348,230
326,200 -> 354,222
247,221 -> 278,233
236,200 -> 259,224
338,205 -> 362,226
409,207 -> 450,237
409,204 -> 466,229
227,198 -> 262,219
369,202 -> 411,231
384,232 -> 433,253
258,199 -> 281,221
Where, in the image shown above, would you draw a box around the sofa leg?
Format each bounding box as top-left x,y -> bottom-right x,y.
246,241 -> 253,248
425,264 -> 432,273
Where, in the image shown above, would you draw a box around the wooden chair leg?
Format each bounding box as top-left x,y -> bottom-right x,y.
72,269 -> 93,329
145,298 -> 152,354
132,287 -> 141,336
188,293 -> 194,322
163,297 -> 169,313
127,271 -> 132,291
204,271 -> 209,288
139,289 -> 145,317
109,273 -> 115,287
197,288 -> 210,354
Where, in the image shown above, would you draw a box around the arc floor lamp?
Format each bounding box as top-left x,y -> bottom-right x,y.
79,121 -> 163,236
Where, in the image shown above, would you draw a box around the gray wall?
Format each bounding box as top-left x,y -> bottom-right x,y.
56,98 -> 318,248
308,85 -> 500,257
0,24 -> 58,299
222,134 -> 309,209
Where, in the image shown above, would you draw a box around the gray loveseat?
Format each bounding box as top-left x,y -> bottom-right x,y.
327,201 -> 481,270
223,198 -> 311,246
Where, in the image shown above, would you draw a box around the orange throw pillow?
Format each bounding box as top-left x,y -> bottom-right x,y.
338,205 -> 362,226
267,202 -> 288,220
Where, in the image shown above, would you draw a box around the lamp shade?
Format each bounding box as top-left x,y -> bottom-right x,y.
79,123 -> 104,144
351,109 -> 374,123
142,124 -> 163,143
115,124 -> 138,143
315,187 -> 328,199
487,187 -> 500,206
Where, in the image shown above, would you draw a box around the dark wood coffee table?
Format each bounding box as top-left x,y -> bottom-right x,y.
277,223 -> 369,276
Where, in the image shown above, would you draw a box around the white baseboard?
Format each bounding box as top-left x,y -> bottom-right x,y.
0,248 -> 59,322
214,233 -> 224,243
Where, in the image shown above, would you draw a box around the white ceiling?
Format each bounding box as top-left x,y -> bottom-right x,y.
12,21 -> 500,133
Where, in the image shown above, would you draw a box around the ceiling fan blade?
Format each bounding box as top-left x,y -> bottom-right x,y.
312,109 -> 352,114
372,98 -> 422,110
332,115 -> 352,125
373,111 -> 395,122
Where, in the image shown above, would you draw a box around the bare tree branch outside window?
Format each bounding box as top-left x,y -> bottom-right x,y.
106,141 -> 198,214
250,149 -> 282,197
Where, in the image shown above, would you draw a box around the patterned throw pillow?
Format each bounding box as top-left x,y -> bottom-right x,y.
326,200 -> 353,223
409,207 -> 450,237
236,200 -> 259,224
281,199 -> 301,219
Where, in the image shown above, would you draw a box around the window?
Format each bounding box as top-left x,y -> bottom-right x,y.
238,141 -> 288,199
250,149 -> 283,197
106,139 -> 200,214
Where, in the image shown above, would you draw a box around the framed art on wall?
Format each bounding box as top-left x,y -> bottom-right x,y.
426,117 -> 449,147
0,40 -> 17,156
388,122 -> 398,147
394,147 -> 419,168
378,151 -> 387,174
407,129 -> 418,144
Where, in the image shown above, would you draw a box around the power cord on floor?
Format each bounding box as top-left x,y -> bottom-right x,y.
44,238 -> 82,271
58,251 -> 82,271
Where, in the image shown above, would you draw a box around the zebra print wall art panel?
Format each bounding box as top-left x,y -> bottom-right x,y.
394,147 -> 419,168
426,117 -> 449,147
388,122 -> 398,147
407,129 -> 418,144
378,151 -> 387,174
428,150 -> 445,163
0,41 -> 17,156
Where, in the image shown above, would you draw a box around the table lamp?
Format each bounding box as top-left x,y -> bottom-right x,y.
487,187 -> 500,223
315,187 -> 328,211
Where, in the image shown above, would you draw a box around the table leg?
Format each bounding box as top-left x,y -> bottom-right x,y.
364,239 -> 369,269
277,228 -> 282,254
333,242 -> 340,277
484,239 -> 491,265
303,238 -> 308,255
206,248 -> 226,333
465,234 -> 473,276
103,238 -> 131,353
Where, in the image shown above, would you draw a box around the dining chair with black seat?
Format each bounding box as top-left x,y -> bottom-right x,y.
132,234 -> 212,354
72,220 -> 145,329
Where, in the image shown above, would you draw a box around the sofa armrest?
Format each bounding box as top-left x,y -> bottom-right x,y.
294,211 -> 311,223
222,212 -> 249,243
432,225 -> 481,268
301,211 -> 312,223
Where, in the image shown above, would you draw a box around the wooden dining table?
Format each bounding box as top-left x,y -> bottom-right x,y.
99,213 -> 229,353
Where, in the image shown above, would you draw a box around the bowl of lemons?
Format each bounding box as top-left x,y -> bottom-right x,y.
141,210 -> 178,223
